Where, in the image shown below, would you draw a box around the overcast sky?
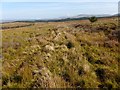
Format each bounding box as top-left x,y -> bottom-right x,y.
1,0 -> 119,2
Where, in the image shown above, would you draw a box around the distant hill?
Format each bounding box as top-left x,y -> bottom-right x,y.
33,14 -> 115,22
1,14 -> 118,23
113,13 -> 120,17
68,14 -> 111,18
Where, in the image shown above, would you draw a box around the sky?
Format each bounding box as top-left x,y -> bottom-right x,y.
0,0 -> 119,21
1,0 -> 119,2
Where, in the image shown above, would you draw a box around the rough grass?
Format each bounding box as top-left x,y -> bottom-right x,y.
1,17 -> 120,88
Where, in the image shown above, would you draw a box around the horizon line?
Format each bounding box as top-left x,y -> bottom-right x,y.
1,1 -> 119,3
1,13 -> 117,21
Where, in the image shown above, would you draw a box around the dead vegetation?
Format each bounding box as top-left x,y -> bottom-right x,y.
1,17 -> 120,88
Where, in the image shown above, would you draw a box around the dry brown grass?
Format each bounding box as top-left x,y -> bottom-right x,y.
1,17 -> 120,88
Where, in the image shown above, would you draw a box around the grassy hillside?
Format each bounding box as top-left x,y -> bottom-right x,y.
1,17 -> 120,88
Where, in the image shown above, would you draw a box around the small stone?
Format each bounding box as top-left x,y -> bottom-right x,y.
83,64 -> 90,73
45,45 -> 55,51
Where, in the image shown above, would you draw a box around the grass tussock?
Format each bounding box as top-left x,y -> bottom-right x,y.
1,17 -> 120,88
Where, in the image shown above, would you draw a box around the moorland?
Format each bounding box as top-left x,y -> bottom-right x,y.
1,17 -> 120,88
